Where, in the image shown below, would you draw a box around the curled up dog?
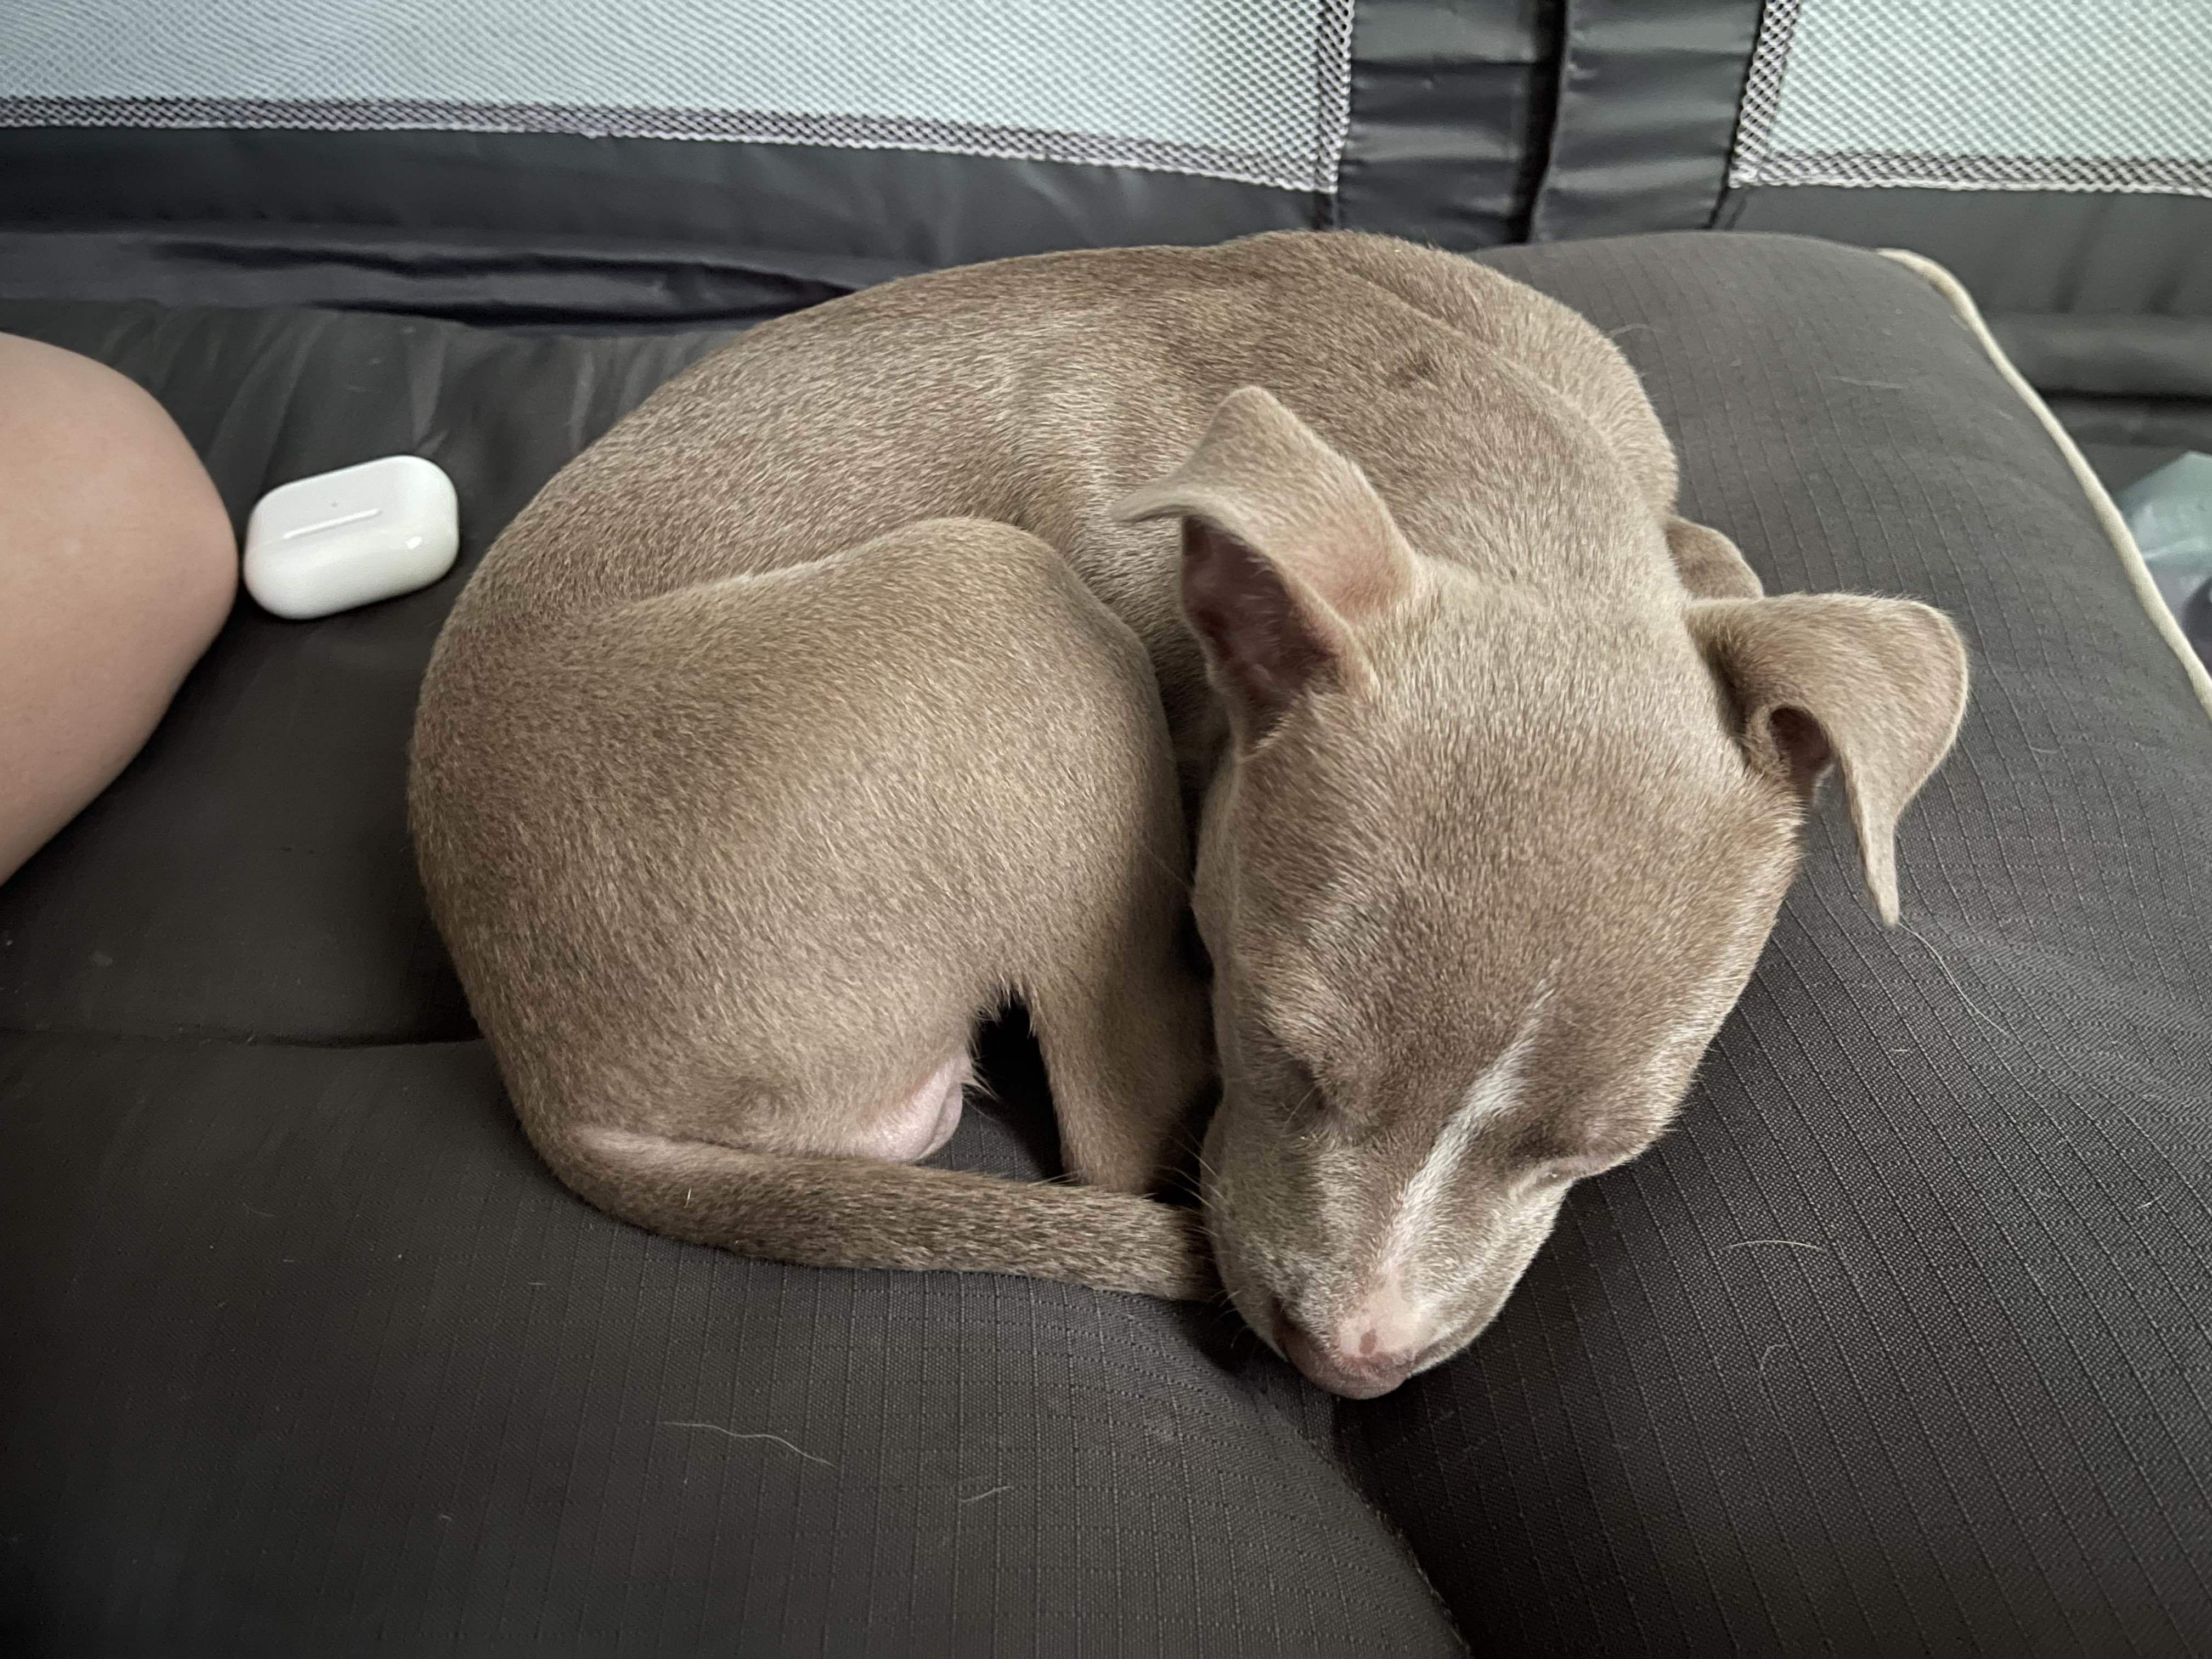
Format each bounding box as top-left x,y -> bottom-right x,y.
410,231 -> 1967,1398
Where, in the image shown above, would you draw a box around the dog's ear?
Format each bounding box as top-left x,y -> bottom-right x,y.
1689,594 -> 1968,924
1116,387 -> 1415,742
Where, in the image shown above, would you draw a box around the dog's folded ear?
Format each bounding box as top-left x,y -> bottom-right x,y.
1689,594 -> 1970,924
1116,387 -> 1416,743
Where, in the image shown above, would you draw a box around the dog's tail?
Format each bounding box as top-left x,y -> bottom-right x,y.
528,1120 -> 1216,1300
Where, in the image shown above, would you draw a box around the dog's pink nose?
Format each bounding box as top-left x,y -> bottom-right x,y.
1278,1319 -> 1419,1400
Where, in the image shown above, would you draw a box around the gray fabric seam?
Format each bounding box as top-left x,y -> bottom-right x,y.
1741,149 -> 2212,199
0,92 -> 1347,194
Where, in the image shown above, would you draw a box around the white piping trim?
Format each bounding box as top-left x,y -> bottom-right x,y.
1878,246 -> 2212,724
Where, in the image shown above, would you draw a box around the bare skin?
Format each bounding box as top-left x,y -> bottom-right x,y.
0,335 -> 237,882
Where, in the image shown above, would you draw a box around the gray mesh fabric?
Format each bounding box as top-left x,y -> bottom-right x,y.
1734,0 -> 2212,198
0,0 -> 1356,191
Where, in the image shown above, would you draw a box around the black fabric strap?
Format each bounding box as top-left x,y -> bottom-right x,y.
1527,0 -> 1765,240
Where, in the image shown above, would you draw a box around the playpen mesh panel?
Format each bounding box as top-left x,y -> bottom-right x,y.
0,0 -> 1356,191
1734,0 -> 2212,198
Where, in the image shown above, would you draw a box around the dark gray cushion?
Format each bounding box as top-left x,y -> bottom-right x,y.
2,231 -> 2207,1655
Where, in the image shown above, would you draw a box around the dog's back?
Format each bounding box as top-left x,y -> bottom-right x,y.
441,232 -> 1685,775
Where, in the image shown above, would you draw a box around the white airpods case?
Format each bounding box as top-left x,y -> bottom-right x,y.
243,455 -> 460,619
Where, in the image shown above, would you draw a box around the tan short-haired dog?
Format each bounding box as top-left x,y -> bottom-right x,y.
413,231 -> 1967,1397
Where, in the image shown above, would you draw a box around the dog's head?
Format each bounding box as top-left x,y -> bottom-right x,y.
1120,388 -> 1967,1398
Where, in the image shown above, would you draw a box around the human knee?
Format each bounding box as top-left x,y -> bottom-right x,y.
0,334 -> 238,653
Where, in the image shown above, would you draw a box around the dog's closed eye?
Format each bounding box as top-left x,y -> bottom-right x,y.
1273,1048 -> 1330,1127
1506,1121 -> 1639,1183
1240,1022 -> 1329,1126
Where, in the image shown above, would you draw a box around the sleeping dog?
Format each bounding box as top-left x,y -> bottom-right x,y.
411,232 -> 1966,1397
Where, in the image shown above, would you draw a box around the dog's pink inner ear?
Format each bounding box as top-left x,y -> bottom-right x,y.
1115,386 -> 1419,742
1181,517 -> 1353,738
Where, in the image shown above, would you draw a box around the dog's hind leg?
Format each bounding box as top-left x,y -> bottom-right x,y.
421,514 -> 1219,1296
1028,959 -> 1212,1195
